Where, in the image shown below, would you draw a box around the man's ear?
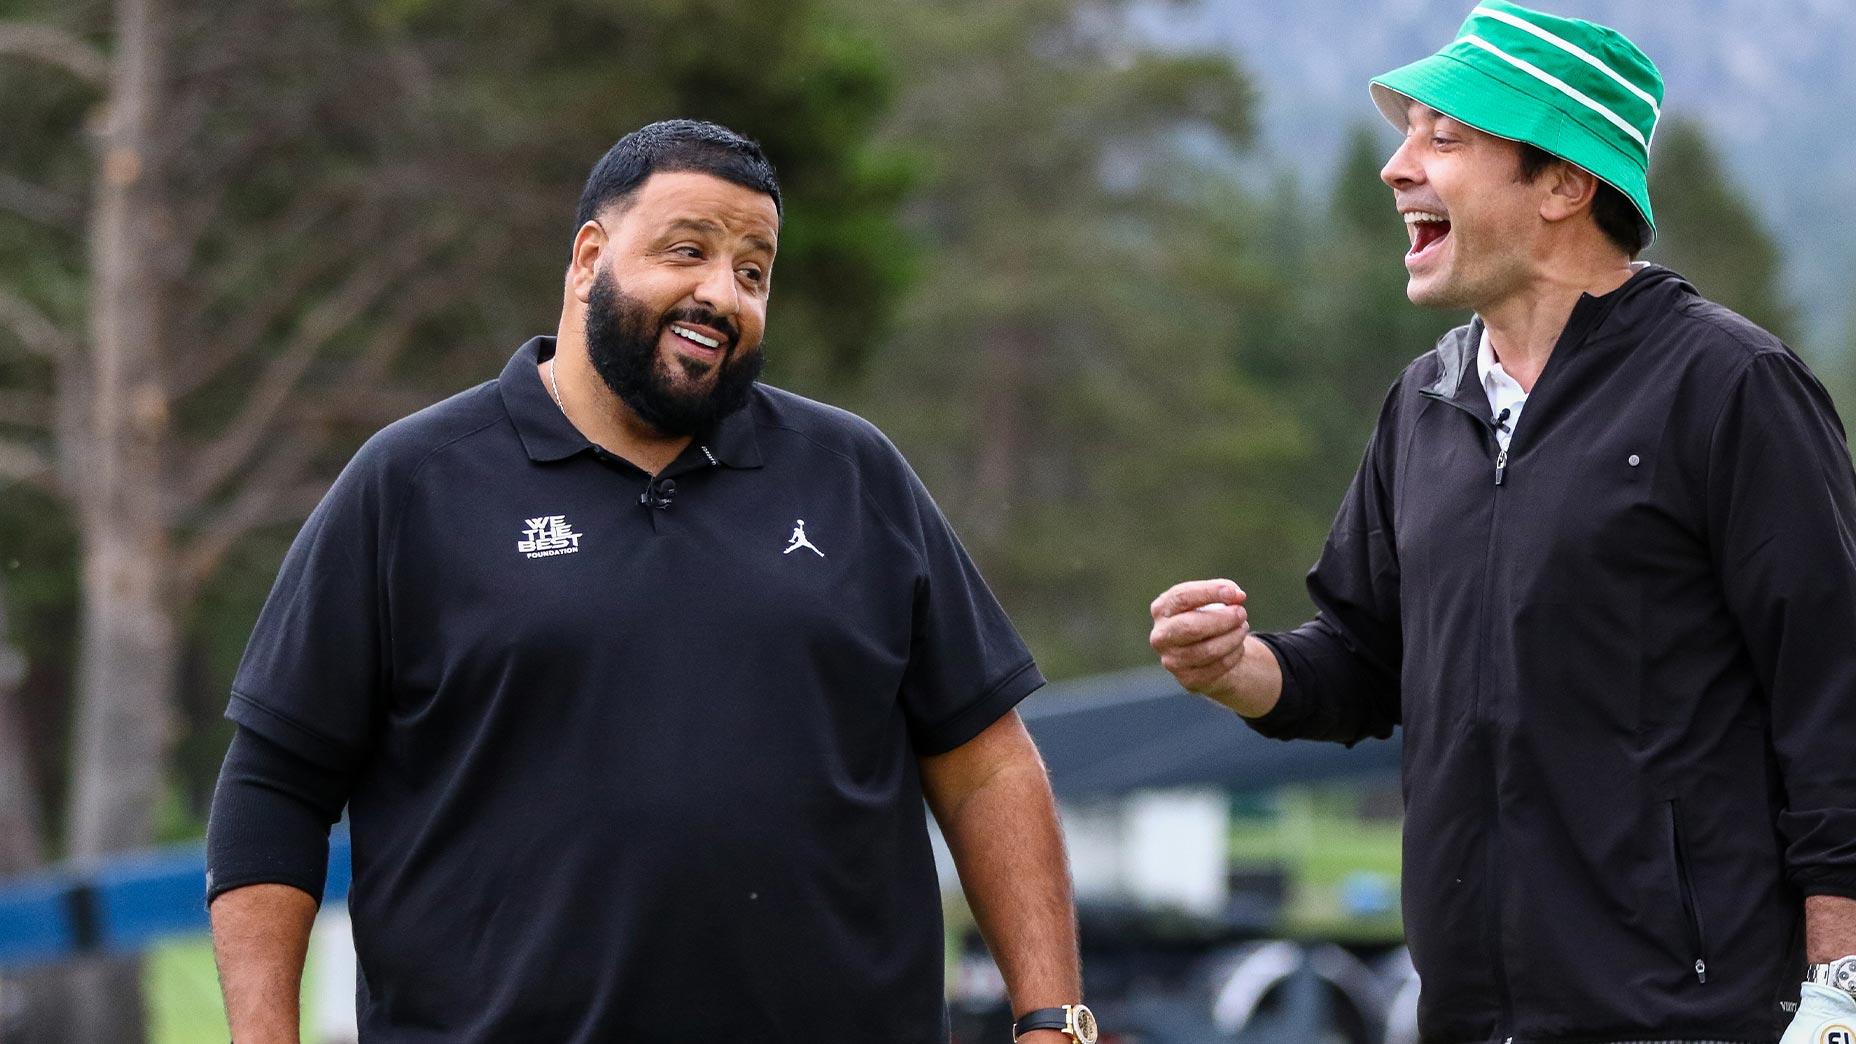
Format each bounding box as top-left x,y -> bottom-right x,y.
1540,160 -> 1600,226
568,220 -> 606,303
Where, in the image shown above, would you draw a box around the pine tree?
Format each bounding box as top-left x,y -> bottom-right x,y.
848,0 -> 1327,675
1248,124 -> 1460,541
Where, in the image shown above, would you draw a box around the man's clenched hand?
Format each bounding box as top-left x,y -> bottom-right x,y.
1149,579 -> 1282,718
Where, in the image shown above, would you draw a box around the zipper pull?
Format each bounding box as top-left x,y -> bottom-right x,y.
1694,958 -> 1707,983
1494,447 -> 1508,486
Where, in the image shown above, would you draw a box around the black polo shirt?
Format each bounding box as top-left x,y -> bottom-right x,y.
228,336 -> 1044,1043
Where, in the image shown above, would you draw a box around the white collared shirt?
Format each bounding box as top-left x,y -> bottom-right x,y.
1478,327 -> 1528,451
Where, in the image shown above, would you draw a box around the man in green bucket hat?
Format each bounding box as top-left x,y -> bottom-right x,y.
1150,3 -> 1856,1041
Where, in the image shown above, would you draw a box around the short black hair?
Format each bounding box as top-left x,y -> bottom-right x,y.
1516,141 -> 1643,258
574,119 -> 782,231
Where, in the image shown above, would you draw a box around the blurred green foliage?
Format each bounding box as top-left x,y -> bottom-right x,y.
846,0 -> 1328,677
1644,118 -> 1794,344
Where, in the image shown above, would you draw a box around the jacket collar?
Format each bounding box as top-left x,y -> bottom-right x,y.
499,336 -> 763,469
1421,263 -> 1679,407
1422,320 -> 1488,417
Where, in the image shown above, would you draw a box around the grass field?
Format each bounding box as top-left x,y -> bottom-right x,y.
145,938 -> 229,1044
145,935 -> 320,1044
1228,786 -> 1405,942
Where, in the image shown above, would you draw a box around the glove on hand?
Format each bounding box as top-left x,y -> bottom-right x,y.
1780,983 -> 1856,1044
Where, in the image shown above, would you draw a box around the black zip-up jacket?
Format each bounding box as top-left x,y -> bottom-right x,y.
1252,266 -> 1856,1044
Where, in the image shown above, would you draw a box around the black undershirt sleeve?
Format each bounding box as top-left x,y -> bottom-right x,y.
204,725 -> 353,907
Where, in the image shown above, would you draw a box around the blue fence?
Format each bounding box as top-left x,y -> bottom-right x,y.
0,832 -> 352,969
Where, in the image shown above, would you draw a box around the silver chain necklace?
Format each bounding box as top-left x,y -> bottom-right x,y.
548,357 -> 567,416
550,355 -> 715,467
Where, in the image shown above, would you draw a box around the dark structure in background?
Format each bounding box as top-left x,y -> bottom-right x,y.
1023,667 -> 1401,798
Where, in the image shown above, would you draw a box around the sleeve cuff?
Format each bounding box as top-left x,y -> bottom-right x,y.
1247,632 -> 1311,740
1795,871 -> 1856,901
205,872 -> 325,909
911,660 -> 1046,755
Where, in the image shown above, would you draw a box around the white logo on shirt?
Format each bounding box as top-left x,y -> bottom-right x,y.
783,519 -> 824,557
518,515 -> 582,558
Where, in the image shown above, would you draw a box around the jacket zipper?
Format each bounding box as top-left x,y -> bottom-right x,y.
1423,387 -> 1518,1036
1667,800 -> 1711,984
1493,407 -> 1511,485
1482,444 -> 1516,1037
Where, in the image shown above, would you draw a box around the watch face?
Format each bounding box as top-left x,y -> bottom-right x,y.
1070,1004 -> 1099,1044
1834,958 -> 1856,994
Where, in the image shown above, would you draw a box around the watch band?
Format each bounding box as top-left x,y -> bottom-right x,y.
1013,1008 -> 1069,1036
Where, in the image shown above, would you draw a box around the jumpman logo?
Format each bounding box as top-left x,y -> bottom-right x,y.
783,519 -> 824,557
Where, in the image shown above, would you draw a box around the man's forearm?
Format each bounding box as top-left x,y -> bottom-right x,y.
922,713 -> 1080,1040
1806,895 -> 1856,963
940,757 -> 1080,1016
210,882 -> 318,1044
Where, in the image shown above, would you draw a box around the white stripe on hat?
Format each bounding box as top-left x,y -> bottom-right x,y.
1461,34 -> 1648,151
1471,6 -> 1660,123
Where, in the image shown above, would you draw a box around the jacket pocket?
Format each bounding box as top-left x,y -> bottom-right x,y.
1666,799 -> 1711,984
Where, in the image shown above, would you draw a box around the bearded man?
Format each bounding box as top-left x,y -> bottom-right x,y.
206,120 -> 1092,1044
1150,4 -> 1856,1042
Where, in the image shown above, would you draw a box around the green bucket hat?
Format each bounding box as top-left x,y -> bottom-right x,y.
1370,0 -> 1663,248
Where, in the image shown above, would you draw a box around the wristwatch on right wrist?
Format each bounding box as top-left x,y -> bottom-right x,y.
1012,1003 -> 1098,1043
1807,955 -> 1856,995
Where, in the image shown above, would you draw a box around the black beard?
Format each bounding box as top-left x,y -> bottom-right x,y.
583,271 -> 765,437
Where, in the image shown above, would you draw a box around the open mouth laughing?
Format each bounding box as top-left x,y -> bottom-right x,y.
1404,209 -> 1452,265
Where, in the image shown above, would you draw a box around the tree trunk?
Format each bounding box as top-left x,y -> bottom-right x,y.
66,536 -> 178,862
968,325 -> 1032,554
61,530 -> 176,1044
58,0 -> 175,1038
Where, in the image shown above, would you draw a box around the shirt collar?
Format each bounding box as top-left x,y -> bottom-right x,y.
501,337 -> 588,462
1474,326 -> 1524,395
498,336 -> 764,468
703,391 -> 764,469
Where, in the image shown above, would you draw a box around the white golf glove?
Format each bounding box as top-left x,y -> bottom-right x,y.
1780,983 -> 1856,1044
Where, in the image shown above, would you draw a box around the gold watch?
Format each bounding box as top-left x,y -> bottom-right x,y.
1011,1003 -> 1098,1043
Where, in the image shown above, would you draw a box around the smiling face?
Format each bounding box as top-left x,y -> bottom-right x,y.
1380,102 -> 1549,311
575,170 -> 779,434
